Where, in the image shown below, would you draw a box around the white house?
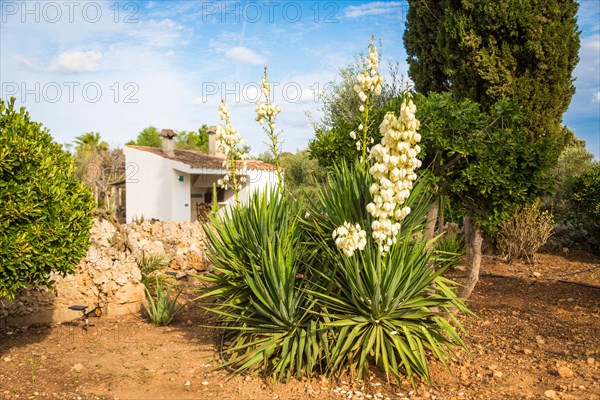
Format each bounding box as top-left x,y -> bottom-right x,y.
123,128 -> 278,222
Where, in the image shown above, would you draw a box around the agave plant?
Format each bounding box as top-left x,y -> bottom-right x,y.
304,161 -> 471,385
144,277 -> 184,326
198,188 -> 325,379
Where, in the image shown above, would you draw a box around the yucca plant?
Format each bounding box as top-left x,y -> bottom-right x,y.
304,162 -> 470,385
198,188 -> 325,379
144,277 -> 184,326
433,231 -> 465,269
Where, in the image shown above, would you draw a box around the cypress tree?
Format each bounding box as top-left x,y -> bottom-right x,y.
404,0 -> 580,143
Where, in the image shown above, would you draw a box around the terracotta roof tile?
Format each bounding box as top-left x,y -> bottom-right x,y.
127,145 -> 276,171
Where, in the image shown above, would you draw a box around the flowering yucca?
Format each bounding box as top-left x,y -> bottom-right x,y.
332,222 -> 367,257
216,100 -> 248,202
256,67 -> 284,190
353,38 -> 384,163
367,96 -> 422,254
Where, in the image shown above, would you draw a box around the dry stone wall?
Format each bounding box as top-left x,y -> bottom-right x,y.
1,218 -> 209,325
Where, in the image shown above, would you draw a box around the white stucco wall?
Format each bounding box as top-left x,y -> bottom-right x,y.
171,169 -> 191,222
125,146 -> 280,222
124,147 -> 172,222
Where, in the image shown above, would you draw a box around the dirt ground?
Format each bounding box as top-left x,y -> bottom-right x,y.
1,252 -> 599,400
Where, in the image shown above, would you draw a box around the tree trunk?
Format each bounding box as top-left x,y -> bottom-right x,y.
459,223 -> 483,299
438,195 -> 445,234
425,198 -> 439,239
463,213 -> 472,257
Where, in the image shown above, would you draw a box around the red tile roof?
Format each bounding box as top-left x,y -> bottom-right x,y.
127,145 -> 276,171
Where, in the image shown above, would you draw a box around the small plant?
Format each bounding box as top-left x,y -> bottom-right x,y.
131,215 -> 145,225
497,202 -> 554,263
144,277 -> 184,326
434,230 -> 465,269
136,252 -> 170,287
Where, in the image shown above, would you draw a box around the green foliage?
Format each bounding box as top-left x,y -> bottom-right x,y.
199,188 -> 323,379
303,162 -> 469,384
144,277 -> 184,326
74,132 -> 108,154
567,163 -> 600,240
200,146 -> 469,385
404,0 -> 580,143
315,56 -> 404,132
547,144 -> 595,221
497,202 -> 554,264
280,150 -> 327,200
308,97 -> 404,170
0,97 -> 95,300
175,125 -> 209,151
136,252 -> 170,287
434,231 -> 465,269
131,126 -> 162,147
415,92 -> 558,233
308,119 -> 359,170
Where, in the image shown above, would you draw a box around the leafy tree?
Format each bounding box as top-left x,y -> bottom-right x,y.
130,126 -> 162,147
280,150 -> 327,199
74,132 -> 108,154
415,92 -> 558,297
308,53 -> 405,169
308,119 -> 358,170
547,143 -> 595,222
0,98 -> 95,300
567,163 -> 600,240
404,0 -> 580,143
309,97 -> 404,170
175,125 -> 209,151
73,146 -> 124,210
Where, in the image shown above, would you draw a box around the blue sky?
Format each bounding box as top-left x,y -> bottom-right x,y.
1,1 -> 598,158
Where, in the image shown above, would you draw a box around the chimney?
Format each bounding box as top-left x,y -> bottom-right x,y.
208,125 -> 221,156
160,129 -> 176,157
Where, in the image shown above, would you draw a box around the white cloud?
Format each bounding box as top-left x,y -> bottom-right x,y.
50,50 -> 102,72
132,19 -> 187,47
14,54 -> 41,71
594,91 -> 600,103
225,46 -> 266,65
343,1 -> 405,18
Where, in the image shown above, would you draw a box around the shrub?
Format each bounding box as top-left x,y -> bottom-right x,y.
434,230 -> 465,269
547,144 -> 595,222
0,98 -> 94,300
567,163 -> 600,241
304,162 -> 469,385
136,252 -> 170,287
198,41 -> 470,387
497,202 -> 554,263
199,188 -> 324,379
144,277 -> 184,326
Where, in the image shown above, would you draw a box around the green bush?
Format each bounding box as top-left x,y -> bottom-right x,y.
304,162 -> 469,385
434,231 -> 465,269
144,277 -> 184,326
199,188 -> 323,379
568,163 -> 600,240
200,163 -> 470,385
547,145 -> 595,222
0,98 -> 94,300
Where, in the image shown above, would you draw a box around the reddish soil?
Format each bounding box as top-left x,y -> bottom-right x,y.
1,252 -> 599,400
